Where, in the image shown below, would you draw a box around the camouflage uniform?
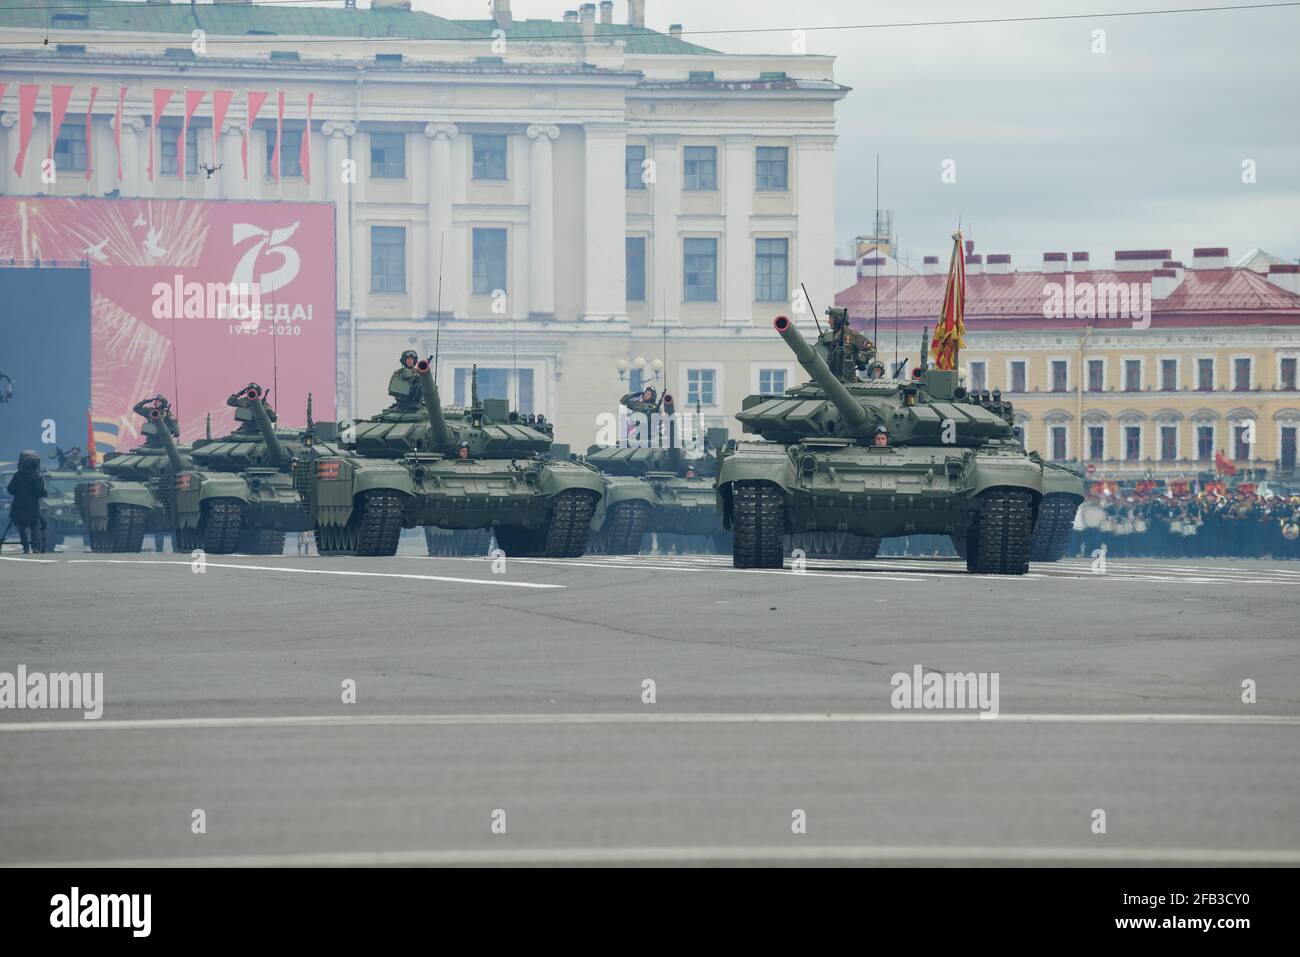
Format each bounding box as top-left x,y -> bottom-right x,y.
818,308 -> 876,382
388,352 -> 422,412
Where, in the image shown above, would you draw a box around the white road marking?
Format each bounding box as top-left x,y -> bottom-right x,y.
0,555 -> 60,564
65,558 -> 562,589
10,844 -> 1300,867
2,711 -> 1296,733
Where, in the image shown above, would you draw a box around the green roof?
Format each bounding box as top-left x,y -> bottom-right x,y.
0,1 -> 716,52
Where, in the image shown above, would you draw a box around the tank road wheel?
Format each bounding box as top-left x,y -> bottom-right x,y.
541,490 -> 599,558
1029,493 -> 1082,563
353,491 -> 404,557
732,481 -> 784,569
838,534 -> 881,560
603,501 -> 650,555
200,499 -> 243,555
107,504 -> 147,553
968,488 -> 1033,575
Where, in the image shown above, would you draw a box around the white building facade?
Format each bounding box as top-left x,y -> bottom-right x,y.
0,0 -> 848,449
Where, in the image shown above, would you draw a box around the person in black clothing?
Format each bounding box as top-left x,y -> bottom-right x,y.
6,451 -> 47,554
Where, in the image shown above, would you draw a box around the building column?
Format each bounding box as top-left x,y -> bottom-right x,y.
322,121 -> 354,315
120,115 -> 146,198
218,120 -> 245,200
526,123 -> 559,320
650,134 -> 681,325
0,113 -> 14,195
424,122 -> 458,319
723,134 -> 754,327
582,122 -> 627,323
793,133 -> 838,331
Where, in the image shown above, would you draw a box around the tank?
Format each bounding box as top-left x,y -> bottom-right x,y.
177,384 -> 336,554
301,361 -> 605,557
586,393 -> 730,554
715,315 -> 1085,574
75,396 -> 192,552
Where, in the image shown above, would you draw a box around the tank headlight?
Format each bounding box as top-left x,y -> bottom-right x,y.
800,454 -> 817,473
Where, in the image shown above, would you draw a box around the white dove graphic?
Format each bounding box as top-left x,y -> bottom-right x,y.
143,228 -> 167,258
81,238 -> 109,262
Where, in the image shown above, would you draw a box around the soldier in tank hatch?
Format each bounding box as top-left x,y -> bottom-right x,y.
387,350 -> 423,412
819,307 -> 876,381
620,385 -> 661,417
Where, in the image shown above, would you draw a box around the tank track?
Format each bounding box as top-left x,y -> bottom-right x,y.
107,504 -> 147,553
541,490 -> 597,558
201,499 -> 243,555
966,488 -> 1032,575
1029,493 -> 1081,563
315,491 -> 403,557
732,481 -> 784,569
603,501 -> 650,555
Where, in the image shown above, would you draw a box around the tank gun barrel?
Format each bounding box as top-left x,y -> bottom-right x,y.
772,315 -> 869,430
241,385 -> 288,465
146,409 -> 186,472
416,359 -> 455,451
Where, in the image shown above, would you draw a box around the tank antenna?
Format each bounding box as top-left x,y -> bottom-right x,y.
873,153 -> 881,350
799,283 -> 824,336
433,230 -> 445,386
894,231 -> 900,369
205,412 -> 211,440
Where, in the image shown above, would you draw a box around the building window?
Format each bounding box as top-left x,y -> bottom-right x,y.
454,367 -> 533,415
1160,358 -> 1177,391
54,123 -> 88,172
1233,357 -> 1252,391
162,125 -> 198,176
1088,425 -> 1105,461
1124,425 -> 1141,461
968,361 -> 987,392
754,238 -> 788,302
1281,426 -> 1297,470
1124,358 -> 1142,392
472,227 -> 508,295
370,133 -> 406,178
758,369 -> 787,394
370,226 -> 406,293
1086,359 -> 1104,392
1233,424 -> 1251,461
1050,426 -> 1067,461
627,367 -> 645,395
1197,358 -> 1214,391
625,145 -> 646,190
1050,360 -> 1068,393
686,368 -> 716,407
626,237 -> 646,302
472,134 -> 507,180
1160,425 -> 1177,461
265,129 -> 302,178
1196,425 -> 1214,461
683,146 -> 717,191
755,146 -> 788,191
683,238 -> 717,302
1009,360 -> 1026,394
1282,357 -> 1298,391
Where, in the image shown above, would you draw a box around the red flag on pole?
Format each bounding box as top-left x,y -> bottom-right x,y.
84,86 -> 98,182
211,89 -> 233,167
148,88 -> 174,181
13,84 -> 38,177
114,86 -> 126,181
1214,450 -> 1238,476
930,229 -> 966,371
243,90 -> 268,179
271,90 -> 285,185
299,91 -> 314,185
179,89 -> 205,183
48,85 -> 74,167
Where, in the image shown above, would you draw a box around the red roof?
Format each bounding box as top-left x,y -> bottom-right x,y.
835,266 -> 1300,332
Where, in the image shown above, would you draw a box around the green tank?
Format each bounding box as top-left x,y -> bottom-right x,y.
301,360 -> 605,557
169,384 -> 340,555
586,393 -> 729,554
75,396 -> 191,552
716,315 -> 1085,574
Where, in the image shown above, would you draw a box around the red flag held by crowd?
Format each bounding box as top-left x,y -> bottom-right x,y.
930,229 -> 966,371
1214,450 -> 1238,476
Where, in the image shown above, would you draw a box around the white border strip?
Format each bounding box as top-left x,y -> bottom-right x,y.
65,559 -> 562,589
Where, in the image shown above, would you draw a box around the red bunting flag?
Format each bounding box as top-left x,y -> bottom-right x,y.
0,85 -> 6,108
211,89 -> 233,167
930,229 -> 966,371
48,85 -> 74,167
13,84 -> 38,177
271,90 -> 285,185
179,89 -> 206,183
84,86 -> 98,182
114,86 -> 126,181
148,88 -> 175,181
86,409 -> 98,469
243,90 -> 268,179
299,91 -> 314,185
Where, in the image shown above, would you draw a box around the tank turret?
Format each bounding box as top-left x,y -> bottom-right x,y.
234,384 -> 288,465
146,408 -> 186,473
416,359 -> 454,452
773,314 -> 869,430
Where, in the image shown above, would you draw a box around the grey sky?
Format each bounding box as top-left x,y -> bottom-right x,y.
430,0 -> 1300,268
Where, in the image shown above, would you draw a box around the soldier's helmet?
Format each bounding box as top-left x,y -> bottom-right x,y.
400,349 -> 418,367
18,449 -> 40,472
642,385 -> 658,401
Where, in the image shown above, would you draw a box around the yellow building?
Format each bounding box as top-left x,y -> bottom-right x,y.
836,247 -> 1300,479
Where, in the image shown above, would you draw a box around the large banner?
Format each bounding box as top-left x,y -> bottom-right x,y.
0,197 -> 335,452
